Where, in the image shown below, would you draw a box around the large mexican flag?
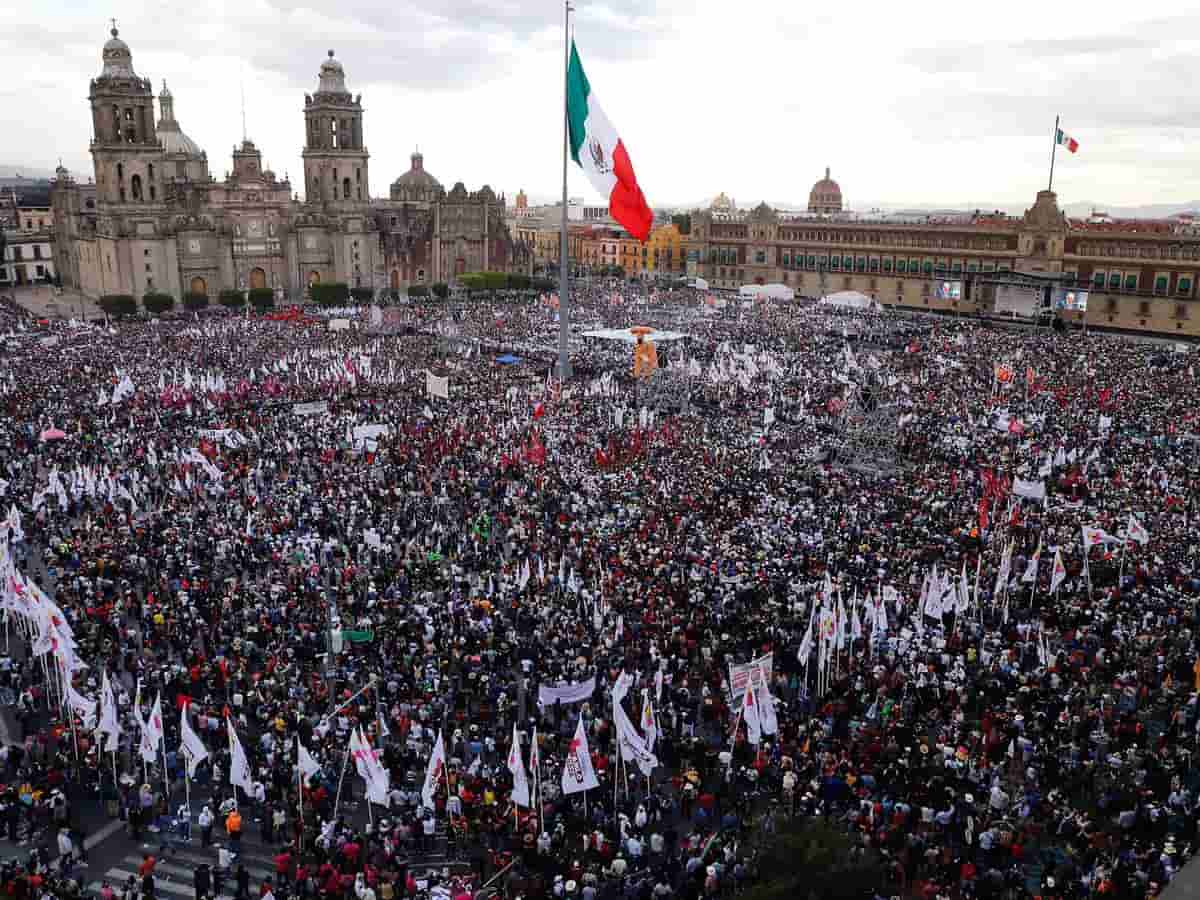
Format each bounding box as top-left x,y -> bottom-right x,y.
567,40 -> 654,242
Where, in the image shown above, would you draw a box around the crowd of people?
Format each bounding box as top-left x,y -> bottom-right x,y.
0,282 -> 1198,900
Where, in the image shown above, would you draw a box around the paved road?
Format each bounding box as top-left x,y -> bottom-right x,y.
6,285 -> 102,321
1161,857 -> 1200,900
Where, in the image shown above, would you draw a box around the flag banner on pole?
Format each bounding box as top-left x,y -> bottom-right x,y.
297,736 -> 322,781
1127,514 -> 1149,545
421,729 -> 445,811
1050,548 -> 1067,594
567,41 -> 653,241
508,722 -> 531,807
140,692 -> 165,764
741,680 -> 762,745
180,706 -> 209,778
1056,128 -> 1079,153
561,716 -> 600,795
227,717 -> 253,793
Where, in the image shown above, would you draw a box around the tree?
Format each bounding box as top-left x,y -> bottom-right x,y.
350,287 -> 374,302
218,289 -> 246,309
182,292 -> 209,311
248,287 -> 275,310
672,212 -> 691,235
310,282 -> 350,306
142,292 -> 174,314
408,284 -> 429,298
431,282 -> 449,299
508,273 -> 530,290
740,820 -> 886,900
98,294 -> 137,317
532,277 -> 556,292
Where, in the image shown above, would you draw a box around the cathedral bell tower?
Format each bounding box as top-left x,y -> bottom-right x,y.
302,50 -> 369,206
88,23 -> 164,207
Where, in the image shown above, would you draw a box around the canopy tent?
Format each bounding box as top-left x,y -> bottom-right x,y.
580,328 -> 691,343
495,354 -> 522,365
819,290 -> 877,310
738,283 -> 794,301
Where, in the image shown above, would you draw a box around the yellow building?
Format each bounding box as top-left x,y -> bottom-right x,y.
644,223 -> 683,275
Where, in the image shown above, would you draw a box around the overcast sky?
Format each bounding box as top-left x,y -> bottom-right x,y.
3,0 -> 1199,211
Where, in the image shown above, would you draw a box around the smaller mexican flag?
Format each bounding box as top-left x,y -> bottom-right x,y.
1056,128 -> 1079,153
567,40 -> 653,241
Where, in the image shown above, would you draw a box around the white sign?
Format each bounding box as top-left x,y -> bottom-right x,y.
728,652 -> 773,702
328,318 -> 351,332
426,370 -> 450,400
292,401 -> 329,416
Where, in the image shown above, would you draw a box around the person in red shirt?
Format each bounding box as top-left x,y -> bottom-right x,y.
137,855 -> 157,878
273,849 -> 292,884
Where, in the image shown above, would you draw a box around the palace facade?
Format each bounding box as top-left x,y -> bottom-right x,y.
50,28 -> 529,303
687,170 -> 1200,337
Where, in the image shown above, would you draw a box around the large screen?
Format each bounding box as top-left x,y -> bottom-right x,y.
994,284 -> 1042,316
1054,289 -> 1089,311
934,280 -> 962,300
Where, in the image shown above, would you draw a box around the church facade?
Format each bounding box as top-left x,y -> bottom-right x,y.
51,28 -> 529,303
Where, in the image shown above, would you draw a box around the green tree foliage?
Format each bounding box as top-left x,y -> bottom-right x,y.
431,282 -> 449,299
98,294 -> 137,317
350,287 -> 375,302
218,289 -> 246,308
248,287 -> 275,310
182,293 -> 209,311
408,284 -> 429,298
141,292 -> 174,314
309,283 -> 350,306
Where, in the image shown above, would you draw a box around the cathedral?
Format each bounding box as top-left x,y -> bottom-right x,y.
51,27 -> 529,303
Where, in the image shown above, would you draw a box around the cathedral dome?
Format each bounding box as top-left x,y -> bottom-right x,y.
808,167 -> 843,213
156,81 -> 204,159
391,151 -> 443,196
100,26 -> 137,80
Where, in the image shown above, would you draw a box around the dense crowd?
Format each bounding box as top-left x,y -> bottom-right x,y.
0,283 -> 1198,900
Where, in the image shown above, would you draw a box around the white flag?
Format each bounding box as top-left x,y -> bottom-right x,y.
227,717 -> 254,793
297,736 -> 322,781
421,729 -> 445,810
561,716 -> 600,796
350,726 -> 390,805
640,690 -> 657,754
179,706 -> 209,778
65,677 -> 97,731
758,667 -> 779,736
741,681 -> 762,745
97,671 -> 121,753
140,692 -> 165,764
1127,514 -> 1149,546
1021,540 -> 1041,584
1050,548 -> 1067,594
508,723 -> 531,807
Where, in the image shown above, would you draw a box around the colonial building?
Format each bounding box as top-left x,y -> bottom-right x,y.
687,172 -> 1200,337
51,27 -> 527,303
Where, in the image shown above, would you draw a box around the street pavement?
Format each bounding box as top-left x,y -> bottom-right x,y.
5,285 -> 102,321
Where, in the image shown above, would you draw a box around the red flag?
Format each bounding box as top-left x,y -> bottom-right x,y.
978,497 -> 990,533
533,402 -> 545,419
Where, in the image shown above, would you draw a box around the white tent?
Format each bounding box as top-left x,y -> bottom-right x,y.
738,283 -> 794,301
580,328 -> 690,343
819,290 -> 876,310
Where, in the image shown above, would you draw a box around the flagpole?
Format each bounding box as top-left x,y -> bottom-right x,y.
1048,114 -> 1059,192
333,744 -> 351,821
557,0 -> 574,381
296,739 -> 305,852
